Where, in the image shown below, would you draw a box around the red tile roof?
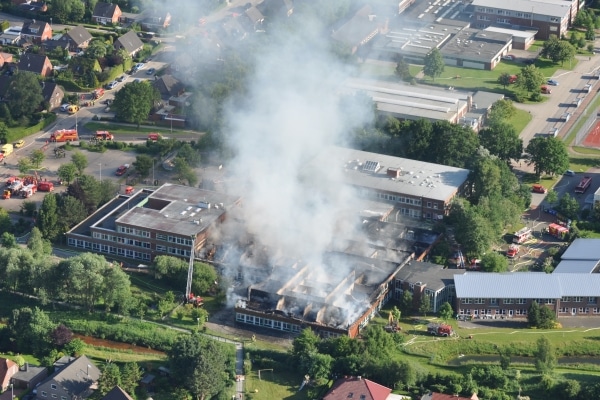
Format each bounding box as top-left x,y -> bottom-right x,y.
427,392 -> 478,400
323,377 -> 392,400
0,358 -> 17,390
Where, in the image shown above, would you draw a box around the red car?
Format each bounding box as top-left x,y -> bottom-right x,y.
115,164 -> 129,176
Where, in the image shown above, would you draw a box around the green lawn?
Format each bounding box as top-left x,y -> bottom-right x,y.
243,369 -> 315,400
359,58 -> 575,95
510,108 -> 533,133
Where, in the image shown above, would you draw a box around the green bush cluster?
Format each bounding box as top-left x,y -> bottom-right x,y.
65,318 -> 181,351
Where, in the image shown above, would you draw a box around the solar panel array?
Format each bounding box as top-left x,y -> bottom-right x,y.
363,160 -> 380,172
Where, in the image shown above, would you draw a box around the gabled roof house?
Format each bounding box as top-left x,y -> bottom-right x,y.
323,376 -> 397,400
61,25 -> 94,52
17,53 -> 53,77
0,358 -> 18,392
21,19 -> 52,43
93,2 -> 123,25
35,355 -> 101,400
101,386 -> 134,400
113,31 -> 144,56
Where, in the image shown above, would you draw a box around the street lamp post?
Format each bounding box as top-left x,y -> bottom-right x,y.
98,163 -> 102,182
152,159 -> 155,186
197,317 -> 200,330
10,383 -> 13,399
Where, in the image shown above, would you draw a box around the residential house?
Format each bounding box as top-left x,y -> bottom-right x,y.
256,0 -> 294,19
20,19 -> 52,43
0,25 -> 22,45
152,74 -> 185,99
92,2 -> 123,25
41,82 -> 64,110
17,1 -> 47,13
17,53 -> 53,77
101,386 -> 134,400
323,376 -> 400,400
140,10 -> 171,31
35,355 -> 101,400
0,52 -> 13,68
113,30 -> 144,57
11,362 -> 48,390
0,358 -> 18,392
421,392 -> 479,400
61,25 -> 93,52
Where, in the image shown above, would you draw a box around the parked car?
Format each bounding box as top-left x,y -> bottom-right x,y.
60,103 -> 71,112
532,184 -> 548,194
14,139 -> 24,148
541,86 -> 552,94
134,63 -> 145,71
146,68 -> 156,75
565,170 -> 576,176
116,75 -> 126,82
106,81 -> 118,90
502,54 -> 515,60
547,79 -> 559,86
115,164 -> 130,176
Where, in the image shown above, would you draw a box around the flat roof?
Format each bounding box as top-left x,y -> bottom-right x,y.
440,28 -> 511,62
471,0 -> 571,18
395,261 -> 457,292
116,183 -> 240,236
455,272 -> 600,298
343,78 -> 468,122
561,238 -> 600,260
306,146 -> 470,202
484,26 -> 537,39
554,260 -> 600,274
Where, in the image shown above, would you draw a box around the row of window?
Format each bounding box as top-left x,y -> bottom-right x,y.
459,309 -> 527,316
559,308 -> 600,314
40,391 -> 66,399
236,313 -> 302,333
462,297 -> 598,305
156,233 -> 194,246
116,226 -> 150,238
92,232 -> 151,249
476,7 -> 531,18
68,238 -> 151,261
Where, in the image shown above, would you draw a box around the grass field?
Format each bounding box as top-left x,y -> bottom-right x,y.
358,58 -> 573,94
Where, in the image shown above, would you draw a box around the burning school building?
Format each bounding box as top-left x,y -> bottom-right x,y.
232,220 -> 440,338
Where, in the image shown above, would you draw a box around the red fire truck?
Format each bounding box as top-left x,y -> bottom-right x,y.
575,176 -> 592,194
513,227 -> 532,244
547,223 -> 569,240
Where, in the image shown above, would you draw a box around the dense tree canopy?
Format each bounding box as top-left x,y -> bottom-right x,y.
526,137 -> 569,176
517,65 -> 545,93
112,81 -> 160,127
168,334 -> 234,400
5,72 -> 44,119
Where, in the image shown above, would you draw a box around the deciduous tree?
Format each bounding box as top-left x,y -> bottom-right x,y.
479,122 -> 522,162
517,65 -> 545,93
438,302 -> 454,320
37,193 -> 60,241
132,154 -> 154,178
71,151 -> 88,175
57,163 -> 78,185
423,48 -> 445,81
526,137 -> 569,176
535,336 -> 556,373
480,252 -> 508,272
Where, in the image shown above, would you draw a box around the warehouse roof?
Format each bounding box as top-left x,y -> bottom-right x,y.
343,78 -> 468,123
454,273 -> 600,298
553,260 -> 600,274
306,146 -> 470,203
471,0 -> 571,18
561,238 -> 600,260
